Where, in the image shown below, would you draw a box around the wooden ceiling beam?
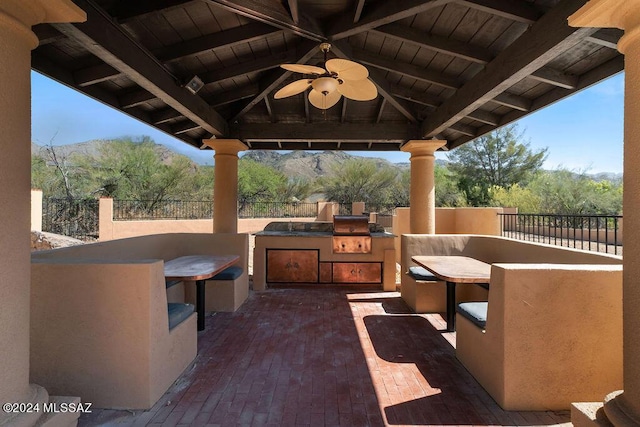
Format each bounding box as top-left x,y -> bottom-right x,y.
328,0 -> 451,40
53,0 -> 227,136
448,55 -> 624,150
231,41 -> 318,122
74,63 -> 121,87
421,0 -> 596,138
373,23 -> 579,90
264,96 -> 275,122
207,0 -> 325,41
231,123 -> 420,142
119,89 -> 156,109
491,92 -> 531,111
352,48 -> 460,89
33,24 -> 65,45
353,0 -> 366,23
156,23 -> 283,63
151,108 -> 183,124
31,52 -> 201,148
453,0 -> 542,24
586,28 -> 623,49
376,98 -> 387,123
340,98 -> 347,123
172,120 -> 202,135
287,0 -> 299,24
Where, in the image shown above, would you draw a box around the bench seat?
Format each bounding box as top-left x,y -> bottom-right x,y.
168,303 -> 195,330
408,266 -> 438,281
456,302 -> 487,329
210,266 -> 243,281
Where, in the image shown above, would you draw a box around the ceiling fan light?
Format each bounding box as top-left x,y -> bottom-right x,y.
312,77 -> 338,94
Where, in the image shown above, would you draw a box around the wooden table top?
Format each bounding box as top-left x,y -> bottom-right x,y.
164,255 -> 239,281
411,255 -> 491,284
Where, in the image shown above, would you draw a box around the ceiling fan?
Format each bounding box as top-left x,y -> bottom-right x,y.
274,43 -> 378,110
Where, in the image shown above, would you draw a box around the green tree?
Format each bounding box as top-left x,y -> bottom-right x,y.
320,158 -> 397,211
489,184 -> 541,213
529,169 -> 622,215
237,158 -> 287,203
434,164 -> 467,207
447,124 -> 547,206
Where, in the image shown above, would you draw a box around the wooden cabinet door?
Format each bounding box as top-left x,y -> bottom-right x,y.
266,250 -> 319,283
356,263 -> 382,283
332,263 -> 382,283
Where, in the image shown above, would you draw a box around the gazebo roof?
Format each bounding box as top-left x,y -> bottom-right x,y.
32,0 -> 622,152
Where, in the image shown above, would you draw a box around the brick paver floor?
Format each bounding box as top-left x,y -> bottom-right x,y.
79,287 -> 571,426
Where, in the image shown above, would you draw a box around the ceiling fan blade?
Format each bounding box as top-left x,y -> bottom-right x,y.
337,78 -> 378,101
274,79 -> 312,99
308,89 -> 342,109
325,58 -> 369,80
280,64 -> 326,75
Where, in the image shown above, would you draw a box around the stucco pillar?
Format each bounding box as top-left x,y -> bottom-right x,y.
401,140 -> 446,234
0,1 -> 85,426
570,2 -> 640,425
202,139 -> 247,233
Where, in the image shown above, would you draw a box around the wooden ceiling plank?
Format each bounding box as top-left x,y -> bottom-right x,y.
329,0 -> 451,40
200,51 -> 298,86
352,48 -> 460,89
53,0 -> 227,136
31,52 -> 201,148
111,0 -> 197,22
287,0 -> 299,24
156,22 -> 283,63
453,0 -> 542,24
421,0 -> 596,138
208,84 -> 259,107
231,40 -> 318,123
74,63 -> 121,87
372,24 -> 493,64
391,85 -> 441,107
231,123 -> 420,142
207,0 -> 324,41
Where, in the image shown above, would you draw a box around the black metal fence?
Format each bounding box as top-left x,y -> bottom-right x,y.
42,198 -> 99,241
114,200 -> 213,220
499,213 -> 623,255
238,201 -> 317,218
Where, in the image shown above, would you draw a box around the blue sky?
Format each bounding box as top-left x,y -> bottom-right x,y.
31,71 -> 625,173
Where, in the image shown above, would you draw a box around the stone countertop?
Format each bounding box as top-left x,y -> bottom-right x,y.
259,220 -> 388,234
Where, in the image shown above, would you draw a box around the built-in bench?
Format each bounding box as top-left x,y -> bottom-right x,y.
30,232 -> 249,410
401,234 -> 623,411
168,303 -> 195,330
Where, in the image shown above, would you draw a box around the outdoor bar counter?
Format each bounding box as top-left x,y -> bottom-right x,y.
253,221 -> 396,291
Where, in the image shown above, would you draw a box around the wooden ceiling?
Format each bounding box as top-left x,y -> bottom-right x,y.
31,0 -> 623,152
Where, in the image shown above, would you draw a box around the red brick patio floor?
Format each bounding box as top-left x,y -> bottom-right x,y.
79,288 -> 571,426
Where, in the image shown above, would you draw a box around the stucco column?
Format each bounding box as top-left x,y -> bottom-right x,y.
401,140 -> 446,234
0,1 -> 85,426
202,139 -> 247,233
570,2 -> 640,425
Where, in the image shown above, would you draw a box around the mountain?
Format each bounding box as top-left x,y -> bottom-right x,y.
31,139 -> 191,166
240,150 -> 409,180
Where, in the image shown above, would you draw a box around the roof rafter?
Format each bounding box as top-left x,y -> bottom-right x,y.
230,123 -> 420,142
207,0 -> 325,41
53,0 -> 227,136
328,0 -> 451,40
421,0 -> 596,139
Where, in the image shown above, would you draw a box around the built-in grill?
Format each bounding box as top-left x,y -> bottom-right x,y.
332,215 -> 371,254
